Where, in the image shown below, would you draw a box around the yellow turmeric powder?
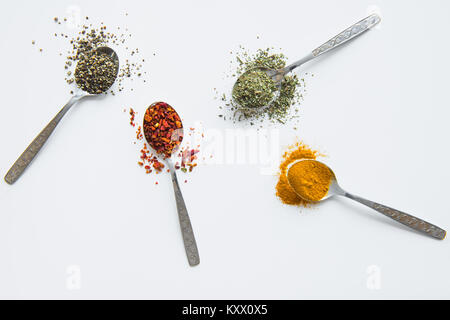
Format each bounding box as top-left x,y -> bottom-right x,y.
275,141 -> 321,206
287,160 -> 333,202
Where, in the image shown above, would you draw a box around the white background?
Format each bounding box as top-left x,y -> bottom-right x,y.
0,0 -> 449,299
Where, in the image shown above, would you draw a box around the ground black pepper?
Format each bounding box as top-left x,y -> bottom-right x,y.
74,50 -> 118,94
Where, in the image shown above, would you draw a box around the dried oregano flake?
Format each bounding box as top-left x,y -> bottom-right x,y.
217,47 -> 308,126
232,69 -> 277,109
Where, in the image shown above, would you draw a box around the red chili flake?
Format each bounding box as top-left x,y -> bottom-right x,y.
143,102 -> 183,159
152,160 -> 165,172
136,126 -> 143,140
129,107 -> 136,126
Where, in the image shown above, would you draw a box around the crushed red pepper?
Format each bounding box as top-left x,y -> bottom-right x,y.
143,102 -> 183,159
129,107 -> 136,127
136,125 -> 143,140
138,142 -> 165,173
126,104 -> 203,179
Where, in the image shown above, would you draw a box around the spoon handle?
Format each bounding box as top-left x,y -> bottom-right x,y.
311,14 -> 381,58
4,96 -> 80,184
284,14 -> 381,73
343,192 -> 446,240
167,160 -> 200,266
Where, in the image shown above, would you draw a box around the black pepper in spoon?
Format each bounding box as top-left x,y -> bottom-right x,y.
75,48 -> 119,94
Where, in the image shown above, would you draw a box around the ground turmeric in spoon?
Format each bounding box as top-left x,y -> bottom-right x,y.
287,160 -> 333,202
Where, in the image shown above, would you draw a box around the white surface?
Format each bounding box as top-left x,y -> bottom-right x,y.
0,0 -> 449,299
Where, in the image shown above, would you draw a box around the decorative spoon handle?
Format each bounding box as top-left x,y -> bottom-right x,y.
344,192 -> 446,240
167,159 -> 200,266
4,96 -> 81,184
283,14 -> 381,74
312,14 -> 381,57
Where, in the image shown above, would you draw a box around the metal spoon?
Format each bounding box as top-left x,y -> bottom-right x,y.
143,102 -> 200,267
4,47 -> 119,184
232,14 -> 381,109
287,159 -> 447,240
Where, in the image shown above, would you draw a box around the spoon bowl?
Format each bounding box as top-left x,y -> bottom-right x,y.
143,102 -> 184,158
286,159 -> 446,240
232,67 -> 282,110
74,46 -> 120,95
287,159 -> 339,202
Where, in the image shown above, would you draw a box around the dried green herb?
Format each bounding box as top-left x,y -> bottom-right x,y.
232,69 -> 277,109
74,51 -> 118,94
218,47 -> 307,125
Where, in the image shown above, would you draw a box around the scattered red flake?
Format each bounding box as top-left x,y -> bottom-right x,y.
129,108 -> 136,127
152,159 -> 165,172
136,125 -> 143,140
126,107 -> 206,177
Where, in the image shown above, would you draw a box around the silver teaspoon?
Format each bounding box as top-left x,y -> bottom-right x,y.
4,47 -> 119,184
287,159 -> 447,240
232,14 -> 381,109
143,102 -> 200,267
